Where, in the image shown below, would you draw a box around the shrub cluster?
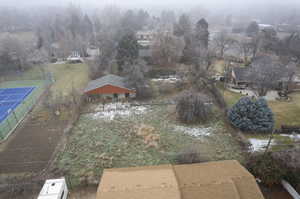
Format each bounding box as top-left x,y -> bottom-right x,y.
227,97 -> 274,133
176,92 -> 212,123
247,153 -> 287,186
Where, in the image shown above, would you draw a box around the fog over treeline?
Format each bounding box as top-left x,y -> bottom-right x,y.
1,0 -> 300,25
1,0 -> 300,74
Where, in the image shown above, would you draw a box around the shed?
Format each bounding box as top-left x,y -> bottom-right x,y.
96,160 -> 265,199
84,74 -> 136,99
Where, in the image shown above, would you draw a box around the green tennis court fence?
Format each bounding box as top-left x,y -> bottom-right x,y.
0,80 -> 50,140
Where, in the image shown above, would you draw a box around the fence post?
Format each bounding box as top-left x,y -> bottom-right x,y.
264,130 -> 275,155
12,110 -> 18,123
6,118 -> 11,131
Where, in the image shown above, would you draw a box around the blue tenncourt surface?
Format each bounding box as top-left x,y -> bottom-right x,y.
0,87 -> 35,123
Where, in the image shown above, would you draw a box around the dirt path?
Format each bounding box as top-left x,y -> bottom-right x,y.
0,81 -> 68,174
0,119 -> 65,173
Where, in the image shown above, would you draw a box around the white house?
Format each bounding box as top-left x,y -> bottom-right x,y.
136,30 -> 155,47
67,51 -> 83,63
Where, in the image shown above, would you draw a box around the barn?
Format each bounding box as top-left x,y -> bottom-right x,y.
84,74 -> 136,100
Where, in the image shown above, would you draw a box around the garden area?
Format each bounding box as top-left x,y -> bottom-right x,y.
56,102 -> 245,187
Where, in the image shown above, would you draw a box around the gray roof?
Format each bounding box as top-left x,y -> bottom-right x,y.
84,74 -> 132,93
232,67 -> 252,82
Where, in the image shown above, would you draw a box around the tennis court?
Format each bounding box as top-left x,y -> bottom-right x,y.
0,87 -> 35,124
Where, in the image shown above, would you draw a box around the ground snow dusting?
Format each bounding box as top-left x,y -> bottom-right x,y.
173,126 -> 213,138
248,138 -> 273,152
280,134 -> 300,141
249,134 -> 300,152
90,103 -> 148,121
151,76 -> 180,83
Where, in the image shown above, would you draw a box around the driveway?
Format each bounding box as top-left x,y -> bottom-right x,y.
228,88 -> 279,101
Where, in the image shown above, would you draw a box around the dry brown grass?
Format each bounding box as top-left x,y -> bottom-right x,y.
48,63 -> 89,99
269,92 -> 300,129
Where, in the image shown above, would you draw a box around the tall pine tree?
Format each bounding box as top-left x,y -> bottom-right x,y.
116,33 -> 139,71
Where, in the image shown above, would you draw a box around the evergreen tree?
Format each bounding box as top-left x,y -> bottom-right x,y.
137,9 -> 150,29
246,21 -> 259,37
116,33 -> 139,70
174,14 -> 192,37
121,10 -> 139,34
195,18 -> 209,50
227,97 -> 274,133
181,34 -> 197,64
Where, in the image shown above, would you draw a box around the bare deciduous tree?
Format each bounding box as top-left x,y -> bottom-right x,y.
213,30 -> 236,58
152,32 -> 185,67
176,91 -> 211,123
125,59 -> 151,99
236,39 -> 256,63
248,55 -> 294,96
0,34 -> 33,71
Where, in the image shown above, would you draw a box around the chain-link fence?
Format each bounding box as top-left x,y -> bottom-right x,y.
0,80 -> 51,140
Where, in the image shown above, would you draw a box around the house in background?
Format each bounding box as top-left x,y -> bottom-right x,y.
96,160 -> 265,199
230,66 -> 300,91
258,23 -> 275,31
136,30 -> 155,63
87,45 -> 101,58
84,74 -> 136,100
136,30 -> 155,47
231,67 -> 252,89
67,51 -> 83,63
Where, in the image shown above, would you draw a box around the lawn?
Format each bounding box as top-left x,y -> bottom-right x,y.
223,88 -> 300,129
57,103 -> 245,187
213,60 -> 225,75
223,89 -> 243,107
48,63 -> 89,98
0,65 -> 47,82
0,80 -> 46,89
217,83 -> 243,107
269,92 -> 300,129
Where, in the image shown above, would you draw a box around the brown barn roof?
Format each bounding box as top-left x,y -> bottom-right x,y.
96,160 -> 265,199
84,74 -> 134,93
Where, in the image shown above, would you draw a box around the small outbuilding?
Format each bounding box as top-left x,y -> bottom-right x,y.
84,74 -> 136,100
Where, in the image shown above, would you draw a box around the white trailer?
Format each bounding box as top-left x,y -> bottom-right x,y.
37,178 -> 68,199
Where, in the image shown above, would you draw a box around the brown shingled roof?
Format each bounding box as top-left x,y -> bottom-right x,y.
96,160 -> 265,199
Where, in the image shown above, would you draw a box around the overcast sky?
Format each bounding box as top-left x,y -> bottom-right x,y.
2,0 -> 300,7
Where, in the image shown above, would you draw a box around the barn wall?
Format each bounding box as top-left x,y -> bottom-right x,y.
86,85 -> 135,95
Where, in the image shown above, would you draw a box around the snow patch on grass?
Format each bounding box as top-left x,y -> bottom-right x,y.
249,138 -> 273,152
280,134 -> 300,141
90,102 -> 148,121
151,76 -> 180,83
173,125 -> 213,138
